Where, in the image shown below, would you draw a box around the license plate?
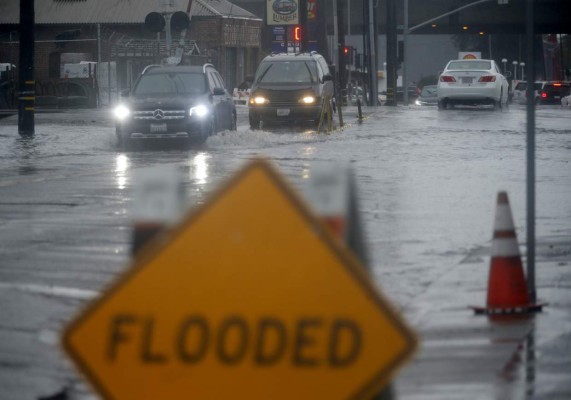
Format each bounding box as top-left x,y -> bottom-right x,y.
554,96 -> 560,99
462,77 -> 473,84
150,123 -> 167,133
277,108 -> 290,116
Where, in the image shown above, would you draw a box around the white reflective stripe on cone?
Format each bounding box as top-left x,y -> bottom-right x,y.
494,204 -> 516,231
491,237 -> 521,257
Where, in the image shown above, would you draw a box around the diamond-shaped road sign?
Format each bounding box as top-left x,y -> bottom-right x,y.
63,159 -> 417,399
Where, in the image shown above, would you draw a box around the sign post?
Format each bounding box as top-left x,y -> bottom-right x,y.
64,159 -> 416,399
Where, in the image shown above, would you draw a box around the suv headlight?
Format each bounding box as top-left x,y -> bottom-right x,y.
113,105 -> 131,121
299,96 -> 316,104
250,96 -> 269,105
189,105 -> 209,118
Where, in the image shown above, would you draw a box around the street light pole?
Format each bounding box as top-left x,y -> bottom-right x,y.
501,58 -> 507,74
520,62 -> 526,81
513,60 -> 519,80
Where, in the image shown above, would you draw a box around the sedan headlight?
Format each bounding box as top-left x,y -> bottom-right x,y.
250,96 -> 269,105
113,105 -> 131,120
299,96 -> 316,104
189,105 -> 209,118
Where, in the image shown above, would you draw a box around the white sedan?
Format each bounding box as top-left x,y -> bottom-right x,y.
437,59 -> 509,110
562,94 -> 571,107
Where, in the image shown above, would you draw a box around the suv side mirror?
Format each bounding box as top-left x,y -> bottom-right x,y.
323,74 -> 333,82
213,87 -> 225,96
120,88 -> 130,97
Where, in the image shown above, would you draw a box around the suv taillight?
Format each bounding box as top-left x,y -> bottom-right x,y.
440,76 -> 456,83
541,92 -> 548,98
478,76 -> 496,83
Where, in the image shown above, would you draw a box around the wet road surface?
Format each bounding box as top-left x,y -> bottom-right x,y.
0,104 -> 570,399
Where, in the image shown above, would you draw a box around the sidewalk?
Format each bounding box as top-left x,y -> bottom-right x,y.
395,236 -> 571,400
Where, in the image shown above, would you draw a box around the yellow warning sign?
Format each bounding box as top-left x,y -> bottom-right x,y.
63,159 -> 416,399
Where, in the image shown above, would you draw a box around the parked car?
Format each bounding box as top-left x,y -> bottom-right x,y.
415,85 -> 438,106
535,81 -> 571,105
114,64 -> 236,147
511,80 -> 527,104
437,59 -> 509,110
248,52 -> 334,129
396,85 -> 420,102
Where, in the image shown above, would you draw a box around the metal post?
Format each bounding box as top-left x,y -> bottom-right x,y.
347,0 -> 351,92
108,61 -> 112,105
336,0 -> 344,127
368,0 -> 377,105
362,0 -> 370,103
299,0 -> 308,53
403,0 -> 409,106
333,0 -> 339,66
18,0 -> 35,136
386,0 -> 397,106
97,24 -> 101,64
525,0 -> 536,304
165,13 -> 172,55
97,24 -> 101,108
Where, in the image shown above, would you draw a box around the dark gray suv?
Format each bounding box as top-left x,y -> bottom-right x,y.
248,52 -> 334,129
114,64 -> 236,147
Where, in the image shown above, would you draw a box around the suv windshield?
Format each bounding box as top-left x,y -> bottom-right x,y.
133,72 -> 206,95
255,60 -> 318,84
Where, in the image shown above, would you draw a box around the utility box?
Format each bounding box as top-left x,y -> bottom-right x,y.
62,62 -> 97,78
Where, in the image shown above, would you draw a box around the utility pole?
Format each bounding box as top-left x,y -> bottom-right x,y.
525,0 -> 536,305
299,0 -> 308,52
385,0 -> 397,106
18,0 -> 35,136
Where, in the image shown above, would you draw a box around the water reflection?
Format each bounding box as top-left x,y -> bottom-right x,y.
15,136 -> 39,175
525,326 -> 536,399
115,154 -> 129,190
191,152 -> 209,185
303,146 -> 315,156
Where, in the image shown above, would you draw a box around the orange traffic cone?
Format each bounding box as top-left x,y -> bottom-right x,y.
472,192 -> 544,315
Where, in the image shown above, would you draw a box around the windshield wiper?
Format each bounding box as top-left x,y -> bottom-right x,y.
256,64 -> 273,83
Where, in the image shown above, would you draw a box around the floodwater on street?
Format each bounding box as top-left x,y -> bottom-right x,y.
0,104 -> 570,399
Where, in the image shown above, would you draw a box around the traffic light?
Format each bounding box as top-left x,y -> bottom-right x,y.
343,46 -> 354,65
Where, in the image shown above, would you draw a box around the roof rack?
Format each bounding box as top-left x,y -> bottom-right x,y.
141,64 -> 161,74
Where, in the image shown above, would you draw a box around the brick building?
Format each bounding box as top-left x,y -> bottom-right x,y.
0,0 -> 262,106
